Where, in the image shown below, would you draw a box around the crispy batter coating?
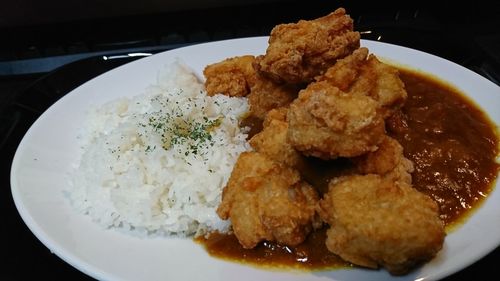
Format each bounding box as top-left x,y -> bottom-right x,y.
203,55 -> 299,120
318,47 -> 407,118
365,55 -> 408,117
217,152 -> 319,249
250,108 -> 305,168
247,79 -> 299,120
287,81 -> 386,159
318,174 -> 445,275
204,55 -> 256,97
262,106 -> 288,127
353,135 -> 414,184
316,47 -> 369,91
254,8 -> 360,84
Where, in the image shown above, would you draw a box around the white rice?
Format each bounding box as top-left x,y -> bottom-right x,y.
69,61 -> 250,237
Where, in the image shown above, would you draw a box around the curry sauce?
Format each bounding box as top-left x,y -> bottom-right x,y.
389,69 -> 499,225
196,67 -> 499,269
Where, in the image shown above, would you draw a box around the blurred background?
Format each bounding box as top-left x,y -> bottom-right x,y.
2,0 -> 499,280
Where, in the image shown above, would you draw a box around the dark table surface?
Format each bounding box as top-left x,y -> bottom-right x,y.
2,1 -> 499,280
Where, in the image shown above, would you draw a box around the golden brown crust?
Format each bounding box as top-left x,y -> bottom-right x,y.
287,81 -> 386,159
318,174 -> 445,275
247,79 -> 299,120
249,108 -> 305,168
318,48 -> 408,118
203,55 -> 300,120
217,152 -> 319,249
203,55 -> 256,97
255,8 -> 360,84
316,47 -> 369,90
353,135 -> 414,184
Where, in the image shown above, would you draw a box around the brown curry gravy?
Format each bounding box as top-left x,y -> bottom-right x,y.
196,67 -> 500,269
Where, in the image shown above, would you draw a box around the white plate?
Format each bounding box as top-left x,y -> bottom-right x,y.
11,37 -> 500,281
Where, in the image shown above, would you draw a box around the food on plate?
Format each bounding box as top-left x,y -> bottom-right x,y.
246,77 -> 299,119
199,59 -> 498,272
287,79 -> 386,159
69,5 -> 499,277
203,55 -> 300,120
216,152 -> 320,249
317,47 -> 407,118
204,55 -> 256,97
200,7 -> 497,275
202,7 -> 445,274
70,62 -> 251,236
254,8 -> 360,84
317,174 -> 445,275
353,135 -> 414,184
249,107 -> 305,168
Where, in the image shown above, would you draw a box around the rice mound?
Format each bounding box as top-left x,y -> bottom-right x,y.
69,62 -> 250,236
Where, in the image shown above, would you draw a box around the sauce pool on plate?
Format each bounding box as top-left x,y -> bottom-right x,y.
196,67 -> 500,269
389,69 -> 499,225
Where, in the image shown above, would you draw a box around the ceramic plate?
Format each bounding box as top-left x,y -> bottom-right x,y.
11,37 -> 500,281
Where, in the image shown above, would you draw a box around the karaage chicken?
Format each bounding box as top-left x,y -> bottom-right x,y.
287,80 -> 386,159
249,107 -> 305,168
353,135 -> 414,184
254,8 -> 360,84
247,80 -> 299,120
217,152 -> 320,249
207,7 -> 446,276
318,174 -> 445,275
203,55 -> 299,120
318,47 -> 408,118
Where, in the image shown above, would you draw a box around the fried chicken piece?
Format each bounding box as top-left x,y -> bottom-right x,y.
217,152 -> 319,249
254,8 -> 360,84
353,135 -> 414,184
203,55 -> 299,119
318,174 -> 445,275
365,55 -> 408,117
203,55 -> 256,97
247,79 -> 299,120
287,80 -> 386,159
318,47 -> 407,118
262,106 -> 288,127
250,108 -> 305,168
316,47 -> 368,91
